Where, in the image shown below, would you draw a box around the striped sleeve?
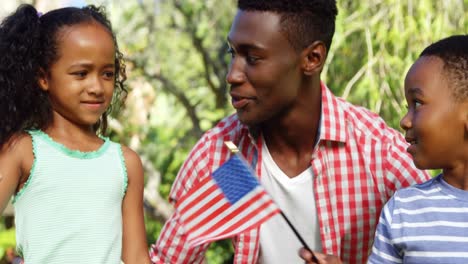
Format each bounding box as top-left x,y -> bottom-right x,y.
368,196 -> 403,263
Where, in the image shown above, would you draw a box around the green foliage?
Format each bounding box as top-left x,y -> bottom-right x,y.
0,224 -> 15,260
326,0 -> 467,129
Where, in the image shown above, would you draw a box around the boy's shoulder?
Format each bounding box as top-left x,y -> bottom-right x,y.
394,175 -> 440,198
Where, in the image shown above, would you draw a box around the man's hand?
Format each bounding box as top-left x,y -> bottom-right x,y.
299,248 -> 343,264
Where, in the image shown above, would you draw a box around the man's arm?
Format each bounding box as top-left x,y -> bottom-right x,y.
383,131 -> 431,197
150,139 -> 213,263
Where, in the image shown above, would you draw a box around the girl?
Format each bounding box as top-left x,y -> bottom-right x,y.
0,4 -> 150,264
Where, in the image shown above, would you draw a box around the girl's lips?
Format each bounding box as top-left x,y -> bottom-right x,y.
81,102 -> 104,111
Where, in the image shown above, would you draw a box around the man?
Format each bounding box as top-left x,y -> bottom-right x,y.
151,0 -> 430,263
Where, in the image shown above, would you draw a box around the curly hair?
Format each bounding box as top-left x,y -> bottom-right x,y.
420,35 -> 468,102
0,4 -> 127,148
237,0 -> 338,51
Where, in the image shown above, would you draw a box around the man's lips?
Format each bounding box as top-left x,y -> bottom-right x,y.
230,94 -> 256,109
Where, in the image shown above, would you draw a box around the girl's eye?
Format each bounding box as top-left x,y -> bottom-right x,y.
414,101 -> 422,108
103,71 -> 115,79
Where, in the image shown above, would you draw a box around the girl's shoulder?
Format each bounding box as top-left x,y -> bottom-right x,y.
0,132 -> 34,189
119,144 -> 143,179
0,132 -> 33,157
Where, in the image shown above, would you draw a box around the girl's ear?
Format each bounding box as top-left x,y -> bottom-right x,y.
301,40 -> 327,76
38,68 -> 49,91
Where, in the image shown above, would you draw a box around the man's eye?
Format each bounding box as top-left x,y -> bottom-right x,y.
246,56 -> 259,64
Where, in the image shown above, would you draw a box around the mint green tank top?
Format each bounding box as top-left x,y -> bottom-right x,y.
13,130 -> 128,264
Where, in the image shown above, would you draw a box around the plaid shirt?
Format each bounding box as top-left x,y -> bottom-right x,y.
150,83 -> 430,264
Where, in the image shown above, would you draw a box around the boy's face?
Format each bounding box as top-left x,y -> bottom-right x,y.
400,56 -> 467,170
226,10 -> 304,126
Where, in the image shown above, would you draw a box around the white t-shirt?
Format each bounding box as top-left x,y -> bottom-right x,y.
258,139 -> 322,264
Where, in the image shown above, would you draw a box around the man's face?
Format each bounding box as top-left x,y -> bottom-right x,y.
226,10 -> 303,126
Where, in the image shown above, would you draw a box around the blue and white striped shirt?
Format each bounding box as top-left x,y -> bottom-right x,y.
368,174 -> 468,264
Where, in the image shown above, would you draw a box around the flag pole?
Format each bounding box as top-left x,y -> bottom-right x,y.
224,141 -> 319,263
280,211 -> 319,262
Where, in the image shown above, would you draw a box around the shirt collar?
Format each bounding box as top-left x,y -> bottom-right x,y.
245,81 -> 348,147
318,81 -> 347,143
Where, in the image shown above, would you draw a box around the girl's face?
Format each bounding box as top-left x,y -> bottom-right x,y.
39,22 -> 116,130
400,56 -> 467,170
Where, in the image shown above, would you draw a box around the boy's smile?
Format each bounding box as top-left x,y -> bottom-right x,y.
401,56 -> 467,170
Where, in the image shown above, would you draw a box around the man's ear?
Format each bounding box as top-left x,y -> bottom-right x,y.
38,68 -> 49,91
301,41 -> 327,76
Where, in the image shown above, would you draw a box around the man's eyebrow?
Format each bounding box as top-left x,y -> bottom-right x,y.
226,40 -> 265,52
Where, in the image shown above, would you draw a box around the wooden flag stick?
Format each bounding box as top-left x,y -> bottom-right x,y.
224,141 -> 318,262
224,141 -> 240,153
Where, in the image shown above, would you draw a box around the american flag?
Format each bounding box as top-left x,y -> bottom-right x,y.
175,154 -> 280,247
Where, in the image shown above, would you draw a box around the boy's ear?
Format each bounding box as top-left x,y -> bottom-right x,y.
38,68 -> 49,91
301,41 -> 327,76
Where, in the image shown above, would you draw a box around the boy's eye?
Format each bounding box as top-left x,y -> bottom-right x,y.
227,47 -> 235,58
414,100 -> 422,108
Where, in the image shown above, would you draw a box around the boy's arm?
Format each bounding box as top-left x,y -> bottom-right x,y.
368,197 -> 402,263
121,146 -> 151,264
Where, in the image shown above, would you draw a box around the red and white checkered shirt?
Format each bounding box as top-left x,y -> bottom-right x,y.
150,83 -> 430,264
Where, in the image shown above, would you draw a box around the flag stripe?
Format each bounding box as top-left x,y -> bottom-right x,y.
175,154 -> 280,248
193,194 -> 278,240
188,187 -> 272,237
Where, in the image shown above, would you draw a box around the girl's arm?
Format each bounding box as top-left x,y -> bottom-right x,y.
0,134 -> 31,213
121,146 -> 151,264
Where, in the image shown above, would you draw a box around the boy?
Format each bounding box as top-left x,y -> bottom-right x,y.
368,35 -> 468,263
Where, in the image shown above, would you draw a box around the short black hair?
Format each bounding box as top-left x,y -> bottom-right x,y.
420,35 -> 468,101
237,0 -> 338,51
